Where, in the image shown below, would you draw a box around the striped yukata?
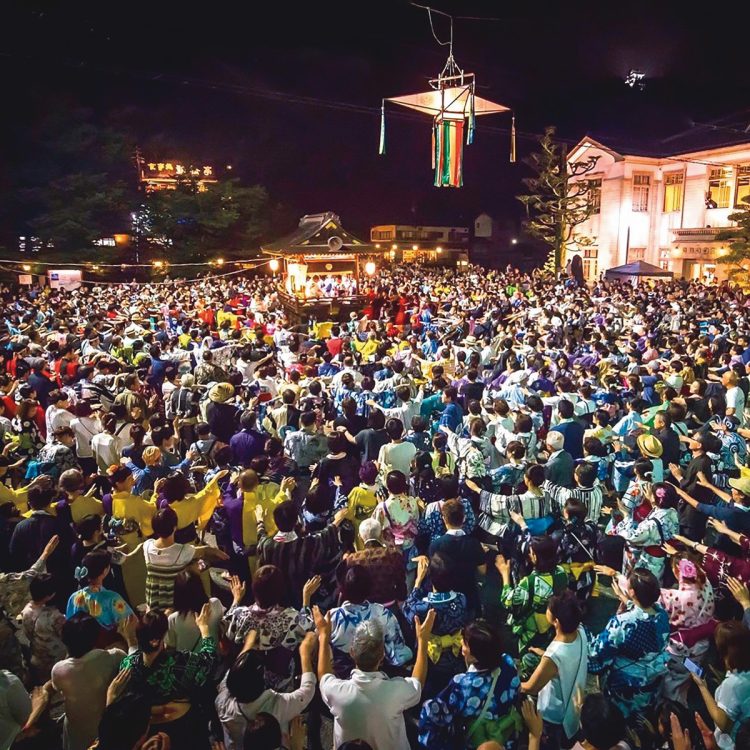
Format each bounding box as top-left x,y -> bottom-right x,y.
477,489 -> 552,538
543,481 -> 605,523
143,539 -> 196,609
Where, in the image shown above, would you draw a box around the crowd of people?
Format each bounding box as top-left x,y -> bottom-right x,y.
0,264 -> 749,750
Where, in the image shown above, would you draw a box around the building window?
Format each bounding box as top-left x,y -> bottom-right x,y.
588,179 -> 602,214
632,174 -> 650,212
663,172 -> 684,213
660,261 -> 671,271
707,168 -> 731,209
583,247 -> 598,279
736,166 -> 750,208
627,247 -> 646,262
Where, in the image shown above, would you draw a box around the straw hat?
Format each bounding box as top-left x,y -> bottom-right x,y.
637,433 -> 663,459
728,477 -> 750,497
208,382 -> 235,404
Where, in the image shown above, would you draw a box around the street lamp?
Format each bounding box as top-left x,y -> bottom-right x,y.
436,247 -> 443,254
22,264 -> 31,272
511,238 -> 518,245
269,259 -> 280,272
216,258 -> 225,266
153,260 -> 164,269
364,261 -> 376,275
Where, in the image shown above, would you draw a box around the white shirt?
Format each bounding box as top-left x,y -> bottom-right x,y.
320,669 -> 422,750
45,405 -> 73,444
90,432 -> 123,473
166,598 -> 225,651
715,670 -> 750,750
215,673 -> 316,750
377,441 -> 417,477
727,386 -> 746,426
537,628 -> 588,737
70,416 -> 103,459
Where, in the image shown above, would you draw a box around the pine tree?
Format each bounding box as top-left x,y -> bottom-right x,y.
716,196 -> 750,287
517,127 -> 599,273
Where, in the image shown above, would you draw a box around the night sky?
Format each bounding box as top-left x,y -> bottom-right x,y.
2,0 -> 750,237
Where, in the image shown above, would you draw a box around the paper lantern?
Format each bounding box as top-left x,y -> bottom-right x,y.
380,70 -> 513,188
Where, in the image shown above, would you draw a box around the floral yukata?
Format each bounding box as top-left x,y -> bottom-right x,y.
618,507 -> 680,582
66,586 -> 133,630
418,656 -> 521,750
660,573 -> 715,704
588,602 -> 670,718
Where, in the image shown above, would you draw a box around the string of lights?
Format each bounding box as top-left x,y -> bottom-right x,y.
0,256 -> 269,269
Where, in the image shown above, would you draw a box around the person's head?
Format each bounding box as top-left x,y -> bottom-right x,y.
438,474 -> 460,500
442,386 -> 457,404
627,567 -> 661,608
341,565 -> 372,604
547,589 -> 583,634
574,462 -> 596,489
441,498 -> 465,529
506,440 -> 526,463
350,620 -> 385,671
671,551 -> 706,586
49,389 -> 69,408
142,446 -> 162,467
273,500 -> 298,533
96,691 -> 153,750
76,513 -> 104,544
428,551 -> 455,593
359,461 -> 378,486
593,409 -> 610,428
525,463 -> 546,490
226,649 -> 265,703
136,609 -> 169,653
61,613 -> 100,658
358,517 -> 383,545
161,472 -> 191,503
529,536 -> 558,573
252,565 -> 284,609
240,410 -> 257,431
632,457 -> 653,481
327,432 -> 348,455
557,399 -> 574,420
152,507 -> 178,539
461,619 -> 505,670
385,470 -> 408,496
563,497 -> 587,524
28,485 -> 55,511
647,482 -> 679,510
29,572 -> 57,604
96,694 -> 152,750
53,425 -> 75,447
59,468 -> 85,496
108,465 -> 134,492
385,417 -> 404,441
242,713 -> 282,750
173,571 -> 209,616
77,549 -> 111,587
545,431 -> 565,453
579,694 -> 626,750
715,620 -> 750,672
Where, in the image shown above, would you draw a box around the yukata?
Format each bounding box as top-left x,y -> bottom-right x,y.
418,657 -> 521,750
66,586 -> 133,630
556,519 -> 600,602
335,484 -> 378,548
374,494 -> 421,568
660,580 -> 715,705
619,507 -> 680,582
701,534 -> 750,588
418,499 -> 476,544
588,603 -> 670,719
327,600 -> 412,673
223,603 -> 314,690
403,588 -> 469,698
502,566 -> 569,677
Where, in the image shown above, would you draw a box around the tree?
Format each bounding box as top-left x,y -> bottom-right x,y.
138,176 -> 269,264
18,106 -> 137,262
716,196 -> 750,287
517,127 -> 599,272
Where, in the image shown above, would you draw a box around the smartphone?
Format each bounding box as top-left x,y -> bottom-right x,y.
684,658 -> 704,678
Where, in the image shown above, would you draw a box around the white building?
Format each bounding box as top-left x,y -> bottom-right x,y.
567,137 -> 750,281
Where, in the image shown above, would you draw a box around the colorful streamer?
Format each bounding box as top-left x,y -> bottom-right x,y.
433,118 -> 464,188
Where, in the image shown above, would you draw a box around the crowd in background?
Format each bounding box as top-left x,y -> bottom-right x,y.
0,264 -> 749,750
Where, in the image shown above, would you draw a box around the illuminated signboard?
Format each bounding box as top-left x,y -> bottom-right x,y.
140,161 -> 218,192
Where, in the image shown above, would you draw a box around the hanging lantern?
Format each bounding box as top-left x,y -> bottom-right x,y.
380,55 -> 513,187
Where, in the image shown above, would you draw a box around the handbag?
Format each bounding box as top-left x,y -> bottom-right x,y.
467,668 -> 522,748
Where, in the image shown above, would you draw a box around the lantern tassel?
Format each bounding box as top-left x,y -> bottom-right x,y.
378,100 -> 386,155
510,114 -> 516,163
467,86 -> 475,145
